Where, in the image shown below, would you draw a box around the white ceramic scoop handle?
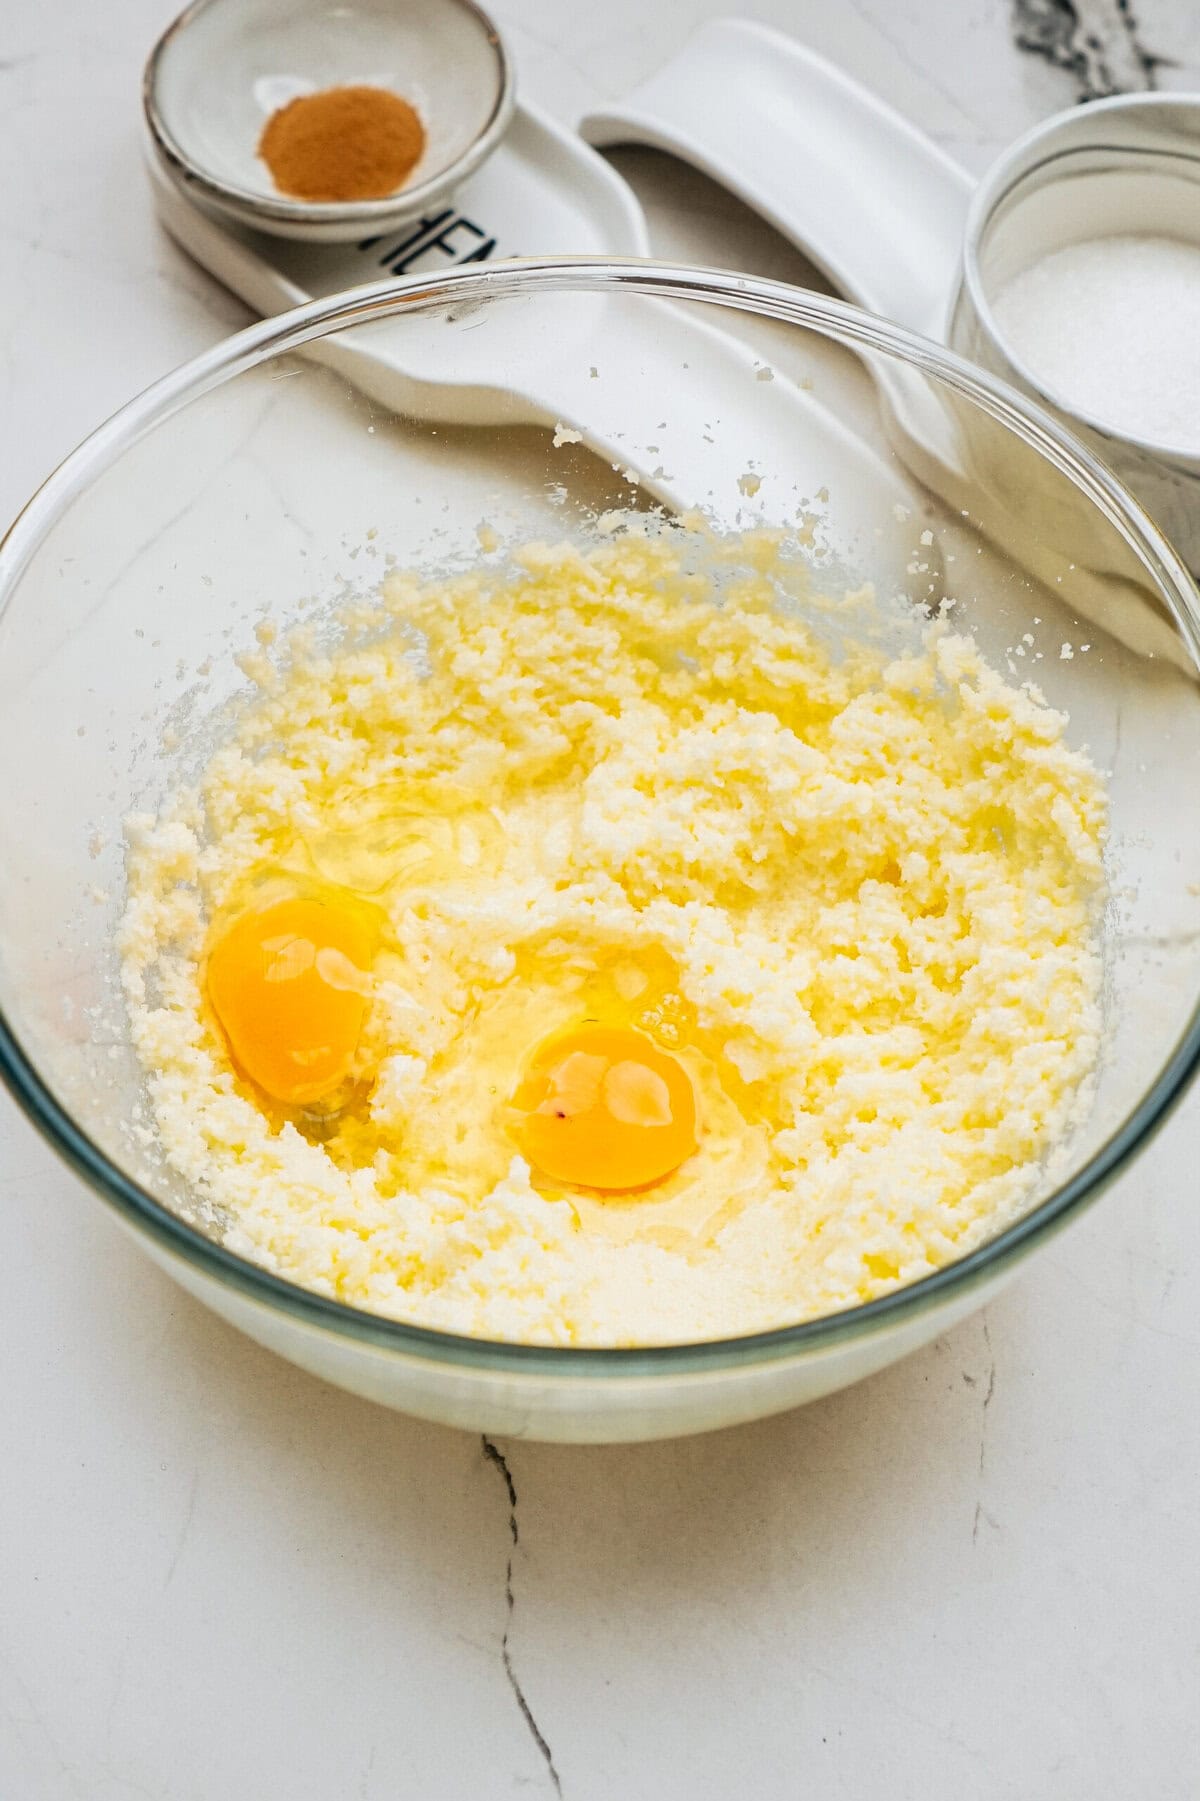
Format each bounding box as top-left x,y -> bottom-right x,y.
580,17 -> 973,340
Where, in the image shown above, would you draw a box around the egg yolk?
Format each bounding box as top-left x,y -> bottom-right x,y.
205,895 -> 374,1106
510,1024 -> 697,1192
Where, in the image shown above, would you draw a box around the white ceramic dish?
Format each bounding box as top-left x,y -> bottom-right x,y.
582,19 -> 1200,586
145,99 -> 928,572
144,0 -> 515,243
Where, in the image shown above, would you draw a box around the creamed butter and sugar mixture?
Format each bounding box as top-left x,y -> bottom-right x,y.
119,530 -> 1106,1345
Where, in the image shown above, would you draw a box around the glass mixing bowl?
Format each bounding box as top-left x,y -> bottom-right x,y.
2,260 -> 1198,1443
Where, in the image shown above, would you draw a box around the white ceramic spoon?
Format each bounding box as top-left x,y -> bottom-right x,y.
581,18 -> 1193,669
582,18 -> 973,341
148,98 -> 928,575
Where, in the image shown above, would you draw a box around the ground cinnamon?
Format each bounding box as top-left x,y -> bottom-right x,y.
259,85 -> 425,203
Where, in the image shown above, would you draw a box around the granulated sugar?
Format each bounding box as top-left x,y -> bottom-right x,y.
993,235 -> 1200,453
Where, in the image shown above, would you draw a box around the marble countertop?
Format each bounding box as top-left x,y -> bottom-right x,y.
2,2 -> 1198,1796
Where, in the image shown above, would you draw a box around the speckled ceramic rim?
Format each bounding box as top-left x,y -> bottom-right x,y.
142,0 -> 516,231
3,258 -> 1200,1375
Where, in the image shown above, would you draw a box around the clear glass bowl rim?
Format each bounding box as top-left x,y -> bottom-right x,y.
2,255 -> 1199,1377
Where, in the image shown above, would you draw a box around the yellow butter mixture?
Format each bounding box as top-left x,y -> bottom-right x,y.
119,530 -> 1107,1345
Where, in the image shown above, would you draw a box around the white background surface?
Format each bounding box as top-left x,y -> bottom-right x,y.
2,2 -> 1199,1796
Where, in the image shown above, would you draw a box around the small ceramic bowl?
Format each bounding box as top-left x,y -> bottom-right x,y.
949,94 -> 1200,578
143,0 -> 515,243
